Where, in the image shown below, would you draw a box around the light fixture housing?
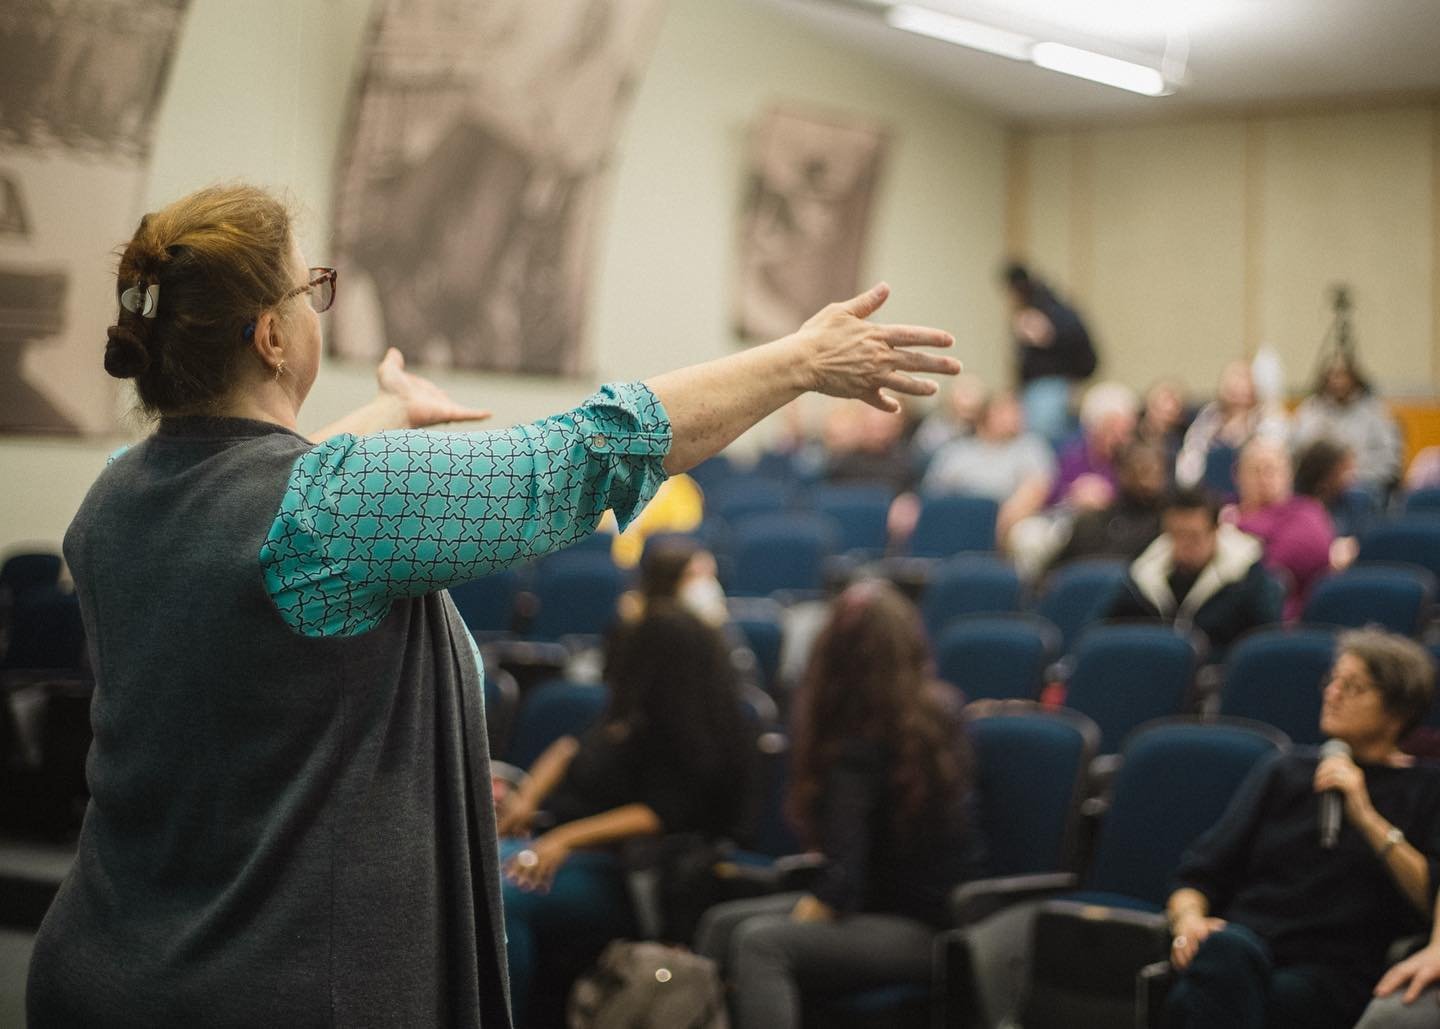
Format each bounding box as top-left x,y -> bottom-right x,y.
1031,40 -> 1170,96
885,4 -> 1033,62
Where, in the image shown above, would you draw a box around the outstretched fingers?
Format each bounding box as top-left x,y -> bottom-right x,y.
877,324 -> 955,349
840,282 -> 891,319
878,372 -> 940,397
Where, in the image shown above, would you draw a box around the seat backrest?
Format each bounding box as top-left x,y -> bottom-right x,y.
527,554 -> 625,641
482,668 -> 521,758
1086,719 -> 1287,906
1064,625 -> 1197,754
908,494 -> 999,558
448,569 -> 520,637
1035,559 -> 1129,654
728,512 -> 838,597
1302,565 -> 1434,636
1219,627 -> 1336,745
969,707 -> 1099,876
505,679 -> 609,769
922,555 -> 1023,639
809,483 -> 894,556
1358,519 -> 1440,580
708,476 -> 792,526
936,614 -> 1060,703
732,614 -> 784,695
1404,488 -> 1440,517
1202,444 -> 1239,499
0,552 -> 62,599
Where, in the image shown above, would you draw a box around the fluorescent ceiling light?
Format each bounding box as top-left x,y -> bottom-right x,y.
1031,40 -> 1169,96
885,4 -> 1033,62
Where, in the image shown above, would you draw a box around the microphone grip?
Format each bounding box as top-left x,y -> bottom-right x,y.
1319,790 -> 1342,849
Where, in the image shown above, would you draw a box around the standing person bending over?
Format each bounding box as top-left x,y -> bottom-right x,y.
25,184 -> 959,1029
695,581 -> 985,1029
1163,630 -> 1440,1029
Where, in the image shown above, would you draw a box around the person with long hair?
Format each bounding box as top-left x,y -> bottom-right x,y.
695,580 -> 983,1028
24,183 -> 959,1028
495,605 -> 749,1021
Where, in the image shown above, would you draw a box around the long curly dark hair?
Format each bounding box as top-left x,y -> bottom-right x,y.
787,581 -> 972,845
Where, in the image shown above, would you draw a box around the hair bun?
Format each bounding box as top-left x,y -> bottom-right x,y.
104,323 -> 152,379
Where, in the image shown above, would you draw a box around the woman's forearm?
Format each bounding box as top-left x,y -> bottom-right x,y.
646,284 -> 958,475
646,337 -> 811,474
548,803 -> 663,851
310,394 -> 408,442
1357,808 -> 1431,913
516,736 -> 581,809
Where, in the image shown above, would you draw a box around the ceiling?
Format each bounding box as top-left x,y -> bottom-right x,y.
750,0 -> 1440,125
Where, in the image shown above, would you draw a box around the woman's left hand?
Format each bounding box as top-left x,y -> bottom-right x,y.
503,832 -> 572,893
1314,750 -> 1374,823
376,347 -> 491,429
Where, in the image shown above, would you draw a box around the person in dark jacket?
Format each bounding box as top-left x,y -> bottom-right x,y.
694,581 -> 984,1029
1003,261 -> 1098,445
1106,487 -> 1281,653
1046,439 -> 1166,574
1164,629 -> 1440,1029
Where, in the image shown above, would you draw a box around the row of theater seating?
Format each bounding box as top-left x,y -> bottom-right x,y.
480,659 -> 1294,1028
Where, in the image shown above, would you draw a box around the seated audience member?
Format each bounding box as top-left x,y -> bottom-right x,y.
1007,382 -> 1138,578
1049,380 -> 1140,511
1107,488 -> 1280,653
1355,892 -> 1440,1029
1292,350 -> 1402,495
604,471 -> 704,568
618,535 -> 726,627
920,389 -> 1056,544
1164,630 -> 1440,1029
496,606 -> 750,1022
821,402 -> 918,497
911,371 -> 987,468
1226,436 -> 1335,620
695,581 -> 984,1029
1176,359 -> 1286,489
1138,378 -> 1191,474
1295,438 -> 1367,558
1045,439 -> 1166,574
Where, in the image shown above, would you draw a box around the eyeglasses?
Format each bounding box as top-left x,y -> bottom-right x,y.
279,267 -> 337,314
1321,673 -> 1377,700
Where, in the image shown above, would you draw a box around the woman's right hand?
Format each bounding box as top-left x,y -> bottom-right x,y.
1374,942 -> 1440,1004
787,283 -> 960,413
1170,912 -> 1228,970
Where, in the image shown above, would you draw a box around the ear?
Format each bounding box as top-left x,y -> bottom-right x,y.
250,310 -> 286,374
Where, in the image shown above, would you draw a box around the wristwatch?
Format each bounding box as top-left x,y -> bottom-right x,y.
1379,825 -> 1405,858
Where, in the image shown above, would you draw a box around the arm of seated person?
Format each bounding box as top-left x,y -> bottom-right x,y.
997,473 -> 1053,543
504,803 -> 663,893
497,735 -> 581,837
1165,887 -> 1228,970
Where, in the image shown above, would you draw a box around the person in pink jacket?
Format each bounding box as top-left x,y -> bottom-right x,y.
1225,436 -> 1336,620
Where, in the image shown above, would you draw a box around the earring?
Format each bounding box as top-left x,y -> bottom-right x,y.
274,360 -> 287,382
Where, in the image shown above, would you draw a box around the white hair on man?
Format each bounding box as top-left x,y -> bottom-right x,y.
1079,380 -> 1140,431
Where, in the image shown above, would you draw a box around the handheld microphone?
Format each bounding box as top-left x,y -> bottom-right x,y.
1318,739 -> 1351,850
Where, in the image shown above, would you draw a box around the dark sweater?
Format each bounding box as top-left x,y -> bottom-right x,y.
808,739 -> 984,927
544,723 -> 742,839
1175,751 -> 1440,990
28,418 -> 511,1029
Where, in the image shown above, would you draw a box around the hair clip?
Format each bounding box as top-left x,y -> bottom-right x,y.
242,322 -> 255,340
119,283 -> 159,319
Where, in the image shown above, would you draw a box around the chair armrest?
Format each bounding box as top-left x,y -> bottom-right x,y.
1025,899 -> 1170,1025
1136,960 -> 1174,1029
935,900 -> 1050,1029
948,872 -> 1077,926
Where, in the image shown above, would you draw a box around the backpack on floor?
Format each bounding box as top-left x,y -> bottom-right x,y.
567,939 -> 730,1029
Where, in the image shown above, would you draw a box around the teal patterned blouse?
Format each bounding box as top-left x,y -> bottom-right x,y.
258,382 -> 670,638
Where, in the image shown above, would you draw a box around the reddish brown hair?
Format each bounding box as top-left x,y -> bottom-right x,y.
107,184 -> 297,414
787,580 -> 972,843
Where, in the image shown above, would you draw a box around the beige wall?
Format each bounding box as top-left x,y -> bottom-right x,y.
0,0 -> 1008,556
1010,102 -> 1440,401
